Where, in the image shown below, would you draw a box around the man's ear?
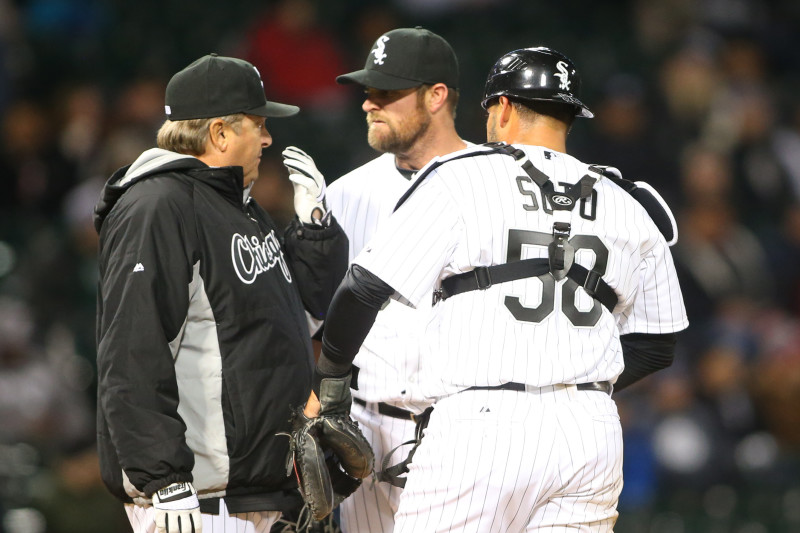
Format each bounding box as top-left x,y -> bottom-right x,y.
207,118 -> 228,152
427,83 -> 449,113
498,96 -> 514,127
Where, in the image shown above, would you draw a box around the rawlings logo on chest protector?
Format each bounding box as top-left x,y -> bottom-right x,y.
551,194 -> 574,207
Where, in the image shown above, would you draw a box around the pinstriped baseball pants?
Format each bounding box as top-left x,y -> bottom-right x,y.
394,386 -> 623,532
339,399 -> 419,533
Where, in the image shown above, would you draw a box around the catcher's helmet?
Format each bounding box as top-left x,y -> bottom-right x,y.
482,47 -> 593,118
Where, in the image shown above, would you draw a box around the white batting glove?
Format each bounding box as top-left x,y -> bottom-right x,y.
282,146 -> 329,226
152,482 -> 202,533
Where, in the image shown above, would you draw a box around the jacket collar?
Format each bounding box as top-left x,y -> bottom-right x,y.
94,148 -> 250,232
186,165 -> 246,208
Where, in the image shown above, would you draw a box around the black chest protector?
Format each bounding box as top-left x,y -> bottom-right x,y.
394,142 -> 674,312
433,144 -> 617,311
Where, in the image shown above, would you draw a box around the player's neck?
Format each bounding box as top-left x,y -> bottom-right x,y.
394,126 -> 466,171
506,128 -> 567,153
504,119 -> 568,153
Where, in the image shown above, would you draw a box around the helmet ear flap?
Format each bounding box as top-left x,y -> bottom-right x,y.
482,47 -> 593,119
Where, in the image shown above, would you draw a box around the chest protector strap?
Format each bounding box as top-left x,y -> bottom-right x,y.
436,145 -> 618,313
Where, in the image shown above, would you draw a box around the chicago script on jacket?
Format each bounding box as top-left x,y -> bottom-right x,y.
230,230 -> 292,284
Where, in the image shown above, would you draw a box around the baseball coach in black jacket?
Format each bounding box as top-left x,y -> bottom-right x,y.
94,54 -> 348,533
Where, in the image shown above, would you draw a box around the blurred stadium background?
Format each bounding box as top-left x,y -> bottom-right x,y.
1,0 -> 800,531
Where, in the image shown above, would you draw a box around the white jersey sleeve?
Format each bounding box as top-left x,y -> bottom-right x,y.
616,234 -> 689,335
355,175 -> 460,308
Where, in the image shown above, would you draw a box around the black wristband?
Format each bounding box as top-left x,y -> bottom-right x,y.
312,364 -> 350,398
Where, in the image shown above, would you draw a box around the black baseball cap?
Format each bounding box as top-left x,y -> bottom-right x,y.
164,54 -> 299,120
337,27 -> 459,90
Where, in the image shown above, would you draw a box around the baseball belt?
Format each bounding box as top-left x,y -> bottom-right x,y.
467,381 -> 612,396
352,398 -> 417,420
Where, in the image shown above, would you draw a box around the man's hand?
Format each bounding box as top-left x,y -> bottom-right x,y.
304,390 -> 321,418
282,146 -> 328,225
152,482 -> 202,533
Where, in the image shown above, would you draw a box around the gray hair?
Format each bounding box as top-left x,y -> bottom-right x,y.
156,114 -> 245,155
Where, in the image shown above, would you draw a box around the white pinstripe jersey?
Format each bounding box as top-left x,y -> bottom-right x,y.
354,144 -> 689,400
327,152 -> 431,407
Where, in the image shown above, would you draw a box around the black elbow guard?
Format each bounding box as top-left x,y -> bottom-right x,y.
319,265 -> 395,367
615,332 -> 676,392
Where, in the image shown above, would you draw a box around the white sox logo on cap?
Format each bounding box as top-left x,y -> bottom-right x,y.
555,61 -> 571,90
336,27 -> 458,90
371,36 -> 390,65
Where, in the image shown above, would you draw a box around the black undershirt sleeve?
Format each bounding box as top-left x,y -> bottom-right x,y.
615,332 -> 677,392
317,264 -> 396,377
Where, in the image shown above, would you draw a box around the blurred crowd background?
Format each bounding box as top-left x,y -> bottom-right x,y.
1,0 -> 800,531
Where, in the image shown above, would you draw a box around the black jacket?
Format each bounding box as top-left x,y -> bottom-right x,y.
94,148 -> 347,513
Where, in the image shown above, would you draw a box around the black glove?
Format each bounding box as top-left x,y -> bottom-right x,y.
287,407 -> 374,521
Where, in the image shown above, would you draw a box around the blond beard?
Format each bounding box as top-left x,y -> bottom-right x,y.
366,98 -> 431,154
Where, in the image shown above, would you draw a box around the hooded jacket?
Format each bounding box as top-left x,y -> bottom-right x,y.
94,148 -> 347,513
